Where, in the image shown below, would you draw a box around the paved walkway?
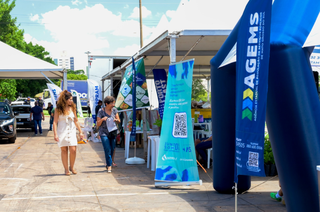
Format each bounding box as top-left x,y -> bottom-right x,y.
0,118 -> 287,211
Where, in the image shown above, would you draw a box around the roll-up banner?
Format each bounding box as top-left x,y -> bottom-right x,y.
71,89 -> 84,118
115,59 -> 150,112
87,79 -> 102,122
46,83 -> 62,108
234,0 -> 272,182
155,59 -> 201,186
153,69 -> 167,120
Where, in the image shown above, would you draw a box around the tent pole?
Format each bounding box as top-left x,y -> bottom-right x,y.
40,71 -> 54,84
181,35 -> 204,61
102,79 -> 105,100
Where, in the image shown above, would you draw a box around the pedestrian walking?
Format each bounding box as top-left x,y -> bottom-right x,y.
30,102 -> 45,135
53,90 -> 84,176
96,96 -> 120,173
47,102 -> 53,131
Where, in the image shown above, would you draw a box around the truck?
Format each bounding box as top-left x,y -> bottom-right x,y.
61,80 -> 88,110
43,80 -> 88,110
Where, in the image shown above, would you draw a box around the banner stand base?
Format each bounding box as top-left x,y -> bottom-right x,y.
155,180 -> 202,187
125,157 -> 145,165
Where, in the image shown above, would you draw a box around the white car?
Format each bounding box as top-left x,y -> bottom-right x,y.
11,97 -> 35,107
11,105 -> 35,131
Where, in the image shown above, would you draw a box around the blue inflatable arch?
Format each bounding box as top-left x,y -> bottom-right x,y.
210,0 -> 320,211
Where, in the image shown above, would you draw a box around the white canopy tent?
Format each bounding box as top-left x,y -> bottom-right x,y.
0,41 -> 64,83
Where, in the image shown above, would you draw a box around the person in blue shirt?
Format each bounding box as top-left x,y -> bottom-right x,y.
24,97 -> 31,105
30,102 -> 45,136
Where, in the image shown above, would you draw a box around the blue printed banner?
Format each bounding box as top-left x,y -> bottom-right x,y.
235,0 -> 272,182
155,59 -> 200,183
153,69 -> 167,120
130,57 -> 137,142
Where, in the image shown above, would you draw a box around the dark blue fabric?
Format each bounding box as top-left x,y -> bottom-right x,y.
100,136 -> 116,167
33,120 -> 42,134
210,18 -> 251,194
196,140 -> 212,163
153,69 -> 167,120
234,0 -> 272,182
130,57 -> 137,142
31,106 -> 43,120
49,116 -> 53,130
267,45 -> 320,211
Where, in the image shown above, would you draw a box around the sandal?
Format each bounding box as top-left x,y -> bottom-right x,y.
65,170 -> 71,176
69,167 -> 77,175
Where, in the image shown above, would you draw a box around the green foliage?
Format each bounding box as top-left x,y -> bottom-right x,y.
0,0 -> 25,51
264,133 -> 275,164
67,69 -> 85,75
154,118 -> 162,127
192,79 -> 208,102
24,42 -> 55,64
67,73 -> 88,80
0,79 -> 16,100
16,80 -> 47,98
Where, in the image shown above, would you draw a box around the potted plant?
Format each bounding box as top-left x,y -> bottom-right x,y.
264,133 -> 277,176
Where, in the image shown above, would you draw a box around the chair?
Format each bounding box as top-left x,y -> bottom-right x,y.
147,135 -> 160,171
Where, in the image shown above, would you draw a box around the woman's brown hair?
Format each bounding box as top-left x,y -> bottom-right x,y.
56,90 -> 76,115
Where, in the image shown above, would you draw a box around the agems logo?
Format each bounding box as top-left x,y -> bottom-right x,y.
242,12 -> 259,121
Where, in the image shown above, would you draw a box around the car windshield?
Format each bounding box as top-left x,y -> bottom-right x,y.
0,103 -> 12,115
12,107 -> 31,113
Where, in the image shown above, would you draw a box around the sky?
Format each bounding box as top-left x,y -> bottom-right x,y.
12,0 -> 182,71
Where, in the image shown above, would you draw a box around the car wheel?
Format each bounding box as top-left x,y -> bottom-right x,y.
8,135 -> 16,143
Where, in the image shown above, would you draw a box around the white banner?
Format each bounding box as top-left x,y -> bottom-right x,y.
46,83 -> 62,108
71,89 -> 84,118
87,79 -> 102,118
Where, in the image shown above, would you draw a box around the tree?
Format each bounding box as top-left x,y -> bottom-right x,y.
0,0 -> 25,51
67,69 -> 87,80
192,79 -> 208,102
0,0 -> 57,99
0,79 -> 16,100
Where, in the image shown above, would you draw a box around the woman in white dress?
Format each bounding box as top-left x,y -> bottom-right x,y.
53,90 -> 84,176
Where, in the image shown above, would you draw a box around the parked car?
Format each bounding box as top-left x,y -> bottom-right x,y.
0,102 -> 18,143
11,105 -> 35,131
11,97 -> 35,107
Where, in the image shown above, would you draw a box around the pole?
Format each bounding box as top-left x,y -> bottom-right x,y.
235,183 -> 238,212
63,69 -> 68,91
102,79 -> 105,100
85,51 -> 91,78
170,35 -> 177,63
139,0 -> 143,48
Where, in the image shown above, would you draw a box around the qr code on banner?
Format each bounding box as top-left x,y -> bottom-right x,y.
172,112 -> 187,138
248,151 -> 259,167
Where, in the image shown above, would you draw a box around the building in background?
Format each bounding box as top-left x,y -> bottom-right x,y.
54,51 -> 75,70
